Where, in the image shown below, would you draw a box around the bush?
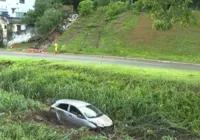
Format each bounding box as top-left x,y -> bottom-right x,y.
106,1 -> 128,17
78,0 -> 94,16
153,20 -> 173,31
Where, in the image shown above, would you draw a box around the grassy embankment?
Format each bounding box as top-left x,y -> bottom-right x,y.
0,58 -> 200,139
10,9 -> 200,63
49,9 -> 200,63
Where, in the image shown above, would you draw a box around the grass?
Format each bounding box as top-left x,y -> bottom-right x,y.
0,121 -> 108,140
0,58 -> 200,139
49,9 -> 200,63
0,89 -> 41,114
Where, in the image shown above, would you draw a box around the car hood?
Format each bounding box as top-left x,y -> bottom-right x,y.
88,115 -> 113,127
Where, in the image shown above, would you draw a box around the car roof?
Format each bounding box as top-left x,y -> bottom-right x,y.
55,99 -> 91,108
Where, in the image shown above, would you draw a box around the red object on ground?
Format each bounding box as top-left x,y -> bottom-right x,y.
25,48 -> 44,53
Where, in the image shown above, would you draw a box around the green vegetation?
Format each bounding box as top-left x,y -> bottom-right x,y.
106,1 -> 128,18
134,0 -> 195,30
19,0 -> 200,63
0,119 -> 106,139
50,10 -> 200,63
35,8 -> 62,35
78,0 -> 94,16
0,122 -> 68,139
0,58 -> 200,139
62,0 -> 197,30
0,90 -> 41,114
22,0 -> 63,35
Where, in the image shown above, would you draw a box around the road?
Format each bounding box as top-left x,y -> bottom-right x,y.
0,51 -> 200,71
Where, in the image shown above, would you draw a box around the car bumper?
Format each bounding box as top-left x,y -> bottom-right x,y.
98,124 -> 114,132
89,124 -> 114,132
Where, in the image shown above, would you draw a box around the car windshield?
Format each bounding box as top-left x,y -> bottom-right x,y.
80,105 -> 103,118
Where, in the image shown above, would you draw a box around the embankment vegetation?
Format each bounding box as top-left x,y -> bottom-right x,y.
0,59 -> 200,139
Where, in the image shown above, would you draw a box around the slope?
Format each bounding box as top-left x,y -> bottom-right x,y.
50,9 -> 200,63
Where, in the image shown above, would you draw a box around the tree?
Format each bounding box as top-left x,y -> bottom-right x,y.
22,0 -> 63,35
23,0 -> 62,26
34,0 -> 62,16
60,0 -> 73,5
134,0 -> 195,31
35,8 -> 62,35
93,0 -> 110,7
22,10 -> 37,26
189,0 -> 200,9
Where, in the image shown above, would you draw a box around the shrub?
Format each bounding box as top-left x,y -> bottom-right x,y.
106,1 -> 128,17
78,0 -> 94,16
153,20 -> 173,31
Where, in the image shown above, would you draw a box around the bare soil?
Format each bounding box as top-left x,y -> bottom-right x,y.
125,13 -> 188,47
22,110 -> 69,131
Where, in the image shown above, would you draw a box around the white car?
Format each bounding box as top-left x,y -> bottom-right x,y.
49,99 -> 114,130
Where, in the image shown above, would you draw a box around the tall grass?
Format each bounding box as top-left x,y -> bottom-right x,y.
0,59 -> 200,138
0,122 -> 70,140
0,90 -> 41,114
0,121 -> 108,140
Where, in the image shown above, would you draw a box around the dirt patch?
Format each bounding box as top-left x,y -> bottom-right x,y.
126,13 -> 164,45
25,48 -> 46,53
48,32 -> 62,44
125,13 -> 184,47
22,110 -> 68,131
11,44 -> 17,48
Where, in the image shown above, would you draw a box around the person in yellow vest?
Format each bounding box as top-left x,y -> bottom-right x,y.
55,43 -> 59,54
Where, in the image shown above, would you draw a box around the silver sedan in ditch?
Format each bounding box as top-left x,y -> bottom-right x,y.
49,99 -> 114,130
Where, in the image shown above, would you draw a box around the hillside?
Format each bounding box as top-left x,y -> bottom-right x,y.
49,10 -> 200,63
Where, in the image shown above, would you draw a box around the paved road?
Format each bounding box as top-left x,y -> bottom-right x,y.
0,51 -> 200,71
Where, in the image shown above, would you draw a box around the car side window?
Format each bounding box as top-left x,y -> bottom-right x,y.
69,106 -> 83,117
57,103 -> 69,111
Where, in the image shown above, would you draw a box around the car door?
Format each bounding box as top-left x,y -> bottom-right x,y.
55,103 -> 70,125
68,105 -> 89,128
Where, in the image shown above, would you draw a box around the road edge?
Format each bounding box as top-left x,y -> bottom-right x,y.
1,50 -> 200,66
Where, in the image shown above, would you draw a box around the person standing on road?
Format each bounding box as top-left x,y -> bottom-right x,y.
55,43 -> 59,54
